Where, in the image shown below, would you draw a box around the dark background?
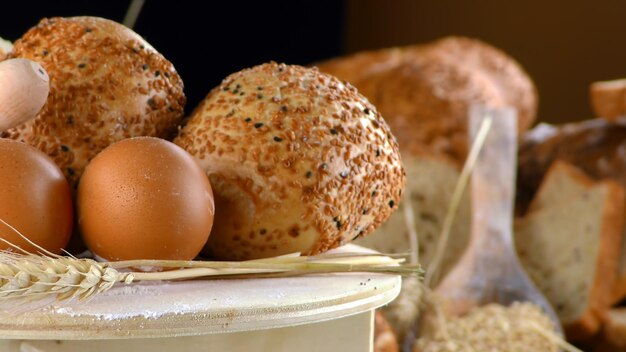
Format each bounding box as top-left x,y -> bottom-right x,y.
2,1 -> 626,124
0,0 -> 345,115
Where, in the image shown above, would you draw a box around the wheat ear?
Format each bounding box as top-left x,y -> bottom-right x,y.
0,218 -> 422,302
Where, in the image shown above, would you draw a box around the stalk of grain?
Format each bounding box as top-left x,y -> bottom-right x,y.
0,218 -> 421,302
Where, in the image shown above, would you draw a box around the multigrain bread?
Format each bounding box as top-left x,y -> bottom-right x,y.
175,62 -> 406,260
3,17 -> 186,188
317,36 -> 537,164
591,79 -> 626,122
518,119 -> 626,304
514,161 -> 625,340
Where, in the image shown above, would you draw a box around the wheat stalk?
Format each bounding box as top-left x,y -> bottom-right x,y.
0,219 -> 422,303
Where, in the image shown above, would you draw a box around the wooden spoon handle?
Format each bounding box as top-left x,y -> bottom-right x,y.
468,106 -> 517,253
0,58 -> 50,131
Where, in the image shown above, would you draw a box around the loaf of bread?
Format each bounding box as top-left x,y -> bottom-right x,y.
591,79 -> 626,122
317,36 -> 538,164
515,160 -> 625,340
518,119 -> 626,303
4,17 -> 186,188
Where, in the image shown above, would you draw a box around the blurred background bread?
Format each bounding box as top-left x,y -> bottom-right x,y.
317,36 -> 537,164
318,36 -> 536,283
515,160 -> 625,340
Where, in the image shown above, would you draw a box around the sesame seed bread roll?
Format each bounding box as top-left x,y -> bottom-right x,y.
3,17 -> 185,188
175,62 -> 406,260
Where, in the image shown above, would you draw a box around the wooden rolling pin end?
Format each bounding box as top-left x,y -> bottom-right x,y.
0,58 -> 50,131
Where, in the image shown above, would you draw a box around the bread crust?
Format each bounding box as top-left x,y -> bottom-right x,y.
4,17 -> 185,188
175,62 -> 406,260
516,160 -> 625,341
317,36 -> 537,163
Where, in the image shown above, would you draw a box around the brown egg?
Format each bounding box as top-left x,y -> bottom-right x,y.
77,137 -> 214,261
0,139 -> 73,254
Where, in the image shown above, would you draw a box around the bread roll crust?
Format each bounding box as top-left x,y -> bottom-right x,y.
175,62 -> 406,260
3,17 -> 185,187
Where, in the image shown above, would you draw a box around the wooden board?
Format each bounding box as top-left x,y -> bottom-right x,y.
0,244 -> 402,340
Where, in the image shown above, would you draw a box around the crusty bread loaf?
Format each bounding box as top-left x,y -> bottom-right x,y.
514,160 -> 625,340
518,119 -> 626,304
591,79 -> 626,122
317,36 -> 537,164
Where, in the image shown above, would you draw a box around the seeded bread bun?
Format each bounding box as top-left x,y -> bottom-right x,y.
317,36 -> 537,164
3,17 -> 185,188
175,62 -> 406,260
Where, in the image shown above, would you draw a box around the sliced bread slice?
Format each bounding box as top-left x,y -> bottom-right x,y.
525,161 -> 596,213
514,162 -> 625,340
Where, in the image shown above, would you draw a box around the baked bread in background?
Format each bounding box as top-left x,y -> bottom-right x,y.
3,17 -> 186,188
591,79 -> 626,123
515,160 -> 625,340
318,37 -> 538,343
319,37 -> 536,283
518,119 -> 626,305
317,36 -> 537,164
175,62 -> 406,260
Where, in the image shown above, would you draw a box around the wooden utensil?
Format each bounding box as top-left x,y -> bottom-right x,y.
434,105 -> 563,333
0,58 -> 49,131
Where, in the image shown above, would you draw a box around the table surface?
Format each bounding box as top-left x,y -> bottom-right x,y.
0,245 -> 402,340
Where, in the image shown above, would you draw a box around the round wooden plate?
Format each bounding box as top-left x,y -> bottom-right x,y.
0,244 -> 402,340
